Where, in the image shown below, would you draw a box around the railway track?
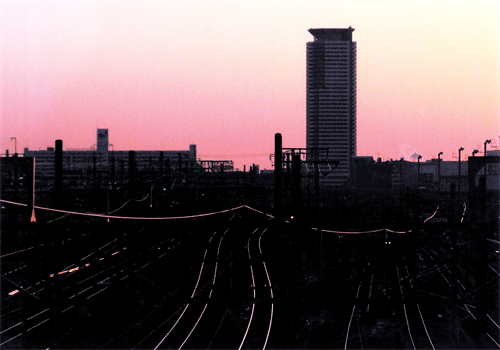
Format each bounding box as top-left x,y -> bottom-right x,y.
1,202 -> 498,349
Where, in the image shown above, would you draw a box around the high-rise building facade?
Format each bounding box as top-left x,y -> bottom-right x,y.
306,27 -> 356,186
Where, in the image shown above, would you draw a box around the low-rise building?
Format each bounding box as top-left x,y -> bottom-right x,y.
22,129 -> 197,189
350,156 -> 470,193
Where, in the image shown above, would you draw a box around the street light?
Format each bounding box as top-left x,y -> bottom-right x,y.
10,137 -> 17,156
438,152 -> 443,191
484,140 -> 491,157
472,149 -> 479,157
399,157 -> 404,188
484,140 -> 492,189
458,147 -> 464,192
417,155 -> 422,189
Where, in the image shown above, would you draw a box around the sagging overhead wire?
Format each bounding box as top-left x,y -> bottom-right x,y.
0,199 -> 246,220
1,199 -> 413,234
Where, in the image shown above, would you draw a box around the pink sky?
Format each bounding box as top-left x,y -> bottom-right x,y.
1,0 -> 499,170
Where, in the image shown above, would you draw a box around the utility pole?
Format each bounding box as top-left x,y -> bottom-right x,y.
291,149 -> 302,209
458,147 -> 464,193
484,139 -> 491,157
417,155 -> 422,189
10,137 -> 17,156
399,157 -> 404,189
55,140 -> 63,207
484,140 -> 491,186
29,158 -> 36,223
437,152 -> 443,191
274,133 -> 283,220
129,151 -> 136,193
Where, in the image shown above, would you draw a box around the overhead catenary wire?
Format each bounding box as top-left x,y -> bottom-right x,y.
2,199 -> 416,235
0,199 -> 246,220
311,227 -> 411,235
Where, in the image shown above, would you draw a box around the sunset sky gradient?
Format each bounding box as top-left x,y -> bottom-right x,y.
1,0 -> 499,169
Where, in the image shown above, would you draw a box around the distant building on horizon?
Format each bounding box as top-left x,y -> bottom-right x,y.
350,156 -> 471,192
22,129 -> 197,188
306,27 -> 357,187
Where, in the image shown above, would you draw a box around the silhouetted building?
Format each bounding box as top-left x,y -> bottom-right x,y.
306,27 -> 357,186
468,150 -> 500,192
350,156 -> 469,192
467,150 -> 500,223
0,156 -> 35,221
22,129 -> 197,189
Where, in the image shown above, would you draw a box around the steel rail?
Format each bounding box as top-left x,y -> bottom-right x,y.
258,228 -> 274,350
238,236 -> 258,350
345,260 -> 370,350
404,264 -> 435,350
396,266 -> 416,350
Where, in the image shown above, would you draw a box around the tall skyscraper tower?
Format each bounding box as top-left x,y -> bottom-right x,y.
97,128 -> 109,163
306,27 -> 356,186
